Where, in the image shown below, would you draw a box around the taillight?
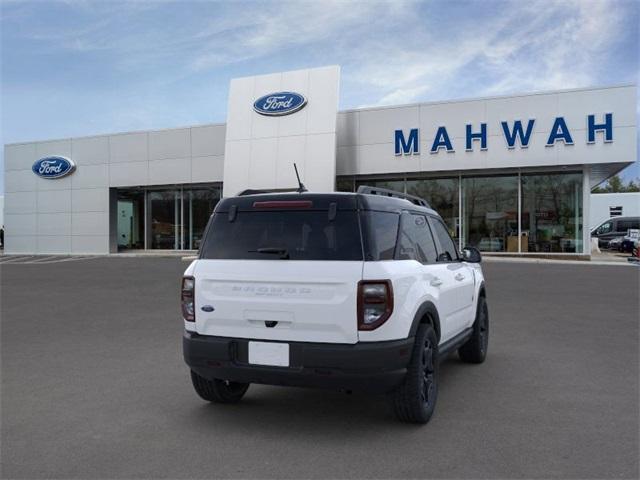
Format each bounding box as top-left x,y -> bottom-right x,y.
181,276 -> 195,322
357,280 -> 393,330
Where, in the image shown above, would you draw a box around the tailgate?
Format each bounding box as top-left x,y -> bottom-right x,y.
194,260 -> 363,344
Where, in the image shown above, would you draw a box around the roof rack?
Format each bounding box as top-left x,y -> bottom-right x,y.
237,188 -> 303,196
357,185 -> 431,208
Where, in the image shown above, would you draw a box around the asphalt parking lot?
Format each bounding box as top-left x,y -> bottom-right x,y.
1,257 -> 638,479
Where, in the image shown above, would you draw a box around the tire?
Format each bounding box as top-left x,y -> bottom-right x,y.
389,323 -> 438,424
458,295 -> 489,364
190,370 -> 249,404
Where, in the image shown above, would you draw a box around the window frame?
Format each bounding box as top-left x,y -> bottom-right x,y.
428,215 -> 461,263
393,211 -> 439,265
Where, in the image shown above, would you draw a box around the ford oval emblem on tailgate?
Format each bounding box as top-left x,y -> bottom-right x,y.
201,305 -> 215,312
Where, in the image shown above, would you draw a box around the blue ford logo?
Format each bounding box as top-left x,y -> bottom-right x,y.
253,92 -> 307,116
32,156 -> 76,179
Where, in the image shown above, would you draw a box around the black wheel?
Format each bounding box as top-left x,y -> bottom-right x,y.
458,295 -> 489,364
190,370 -> 249,404
389,323 -> 438,424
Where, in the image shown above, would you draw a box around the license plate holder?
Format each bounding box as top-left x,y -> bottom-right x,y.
248,341 -> 290,367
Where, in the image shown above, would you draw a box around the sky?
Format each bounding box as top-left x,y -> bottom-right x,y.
1,0 -> 639,193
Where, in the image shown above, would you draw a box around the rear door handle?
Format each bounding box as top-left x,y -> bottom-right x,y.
455,273 -> 465,281
430,277 -> 443,287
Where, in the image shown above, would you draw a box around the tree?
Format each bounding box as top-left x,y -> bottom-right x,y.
592,175 -> 640,193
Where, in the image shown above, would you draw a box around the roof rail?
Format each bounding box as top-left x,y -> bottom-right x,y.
237,188 -> 303,196
357,185 -> 431,208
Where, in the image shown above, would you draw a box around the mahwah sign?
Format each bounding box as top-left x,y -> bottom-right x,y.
395,114 -> 613,155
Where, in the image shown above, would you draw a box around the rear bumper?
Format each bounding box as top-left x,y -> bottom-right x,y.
183,331 -> 414,393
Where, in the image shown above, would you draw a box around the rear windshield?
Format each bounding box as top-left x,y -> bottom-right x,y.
200,210 -> 363,260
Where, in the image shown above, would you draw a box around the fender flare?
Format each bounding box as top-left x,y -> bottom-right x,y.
478,280 -> 486,299
408,301 -> 441,341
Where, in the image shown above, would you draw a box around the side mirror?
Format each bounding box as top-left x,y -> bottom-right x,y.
462,246 -> 482,263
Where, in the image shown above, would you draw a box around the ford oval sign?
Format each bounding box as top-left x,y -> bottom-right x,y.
253,92 -> 307,116
32,156 -> 76,179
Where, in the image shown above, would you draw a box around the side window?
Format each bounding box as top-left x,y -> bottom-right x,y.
597,221 -> 612,235
397,213 -> 437,263
617,220 -> 637,233
428,217 -> 459,262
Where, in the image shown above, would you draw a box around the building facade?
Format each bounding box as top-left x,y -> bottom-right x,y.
2,66 -> 637,256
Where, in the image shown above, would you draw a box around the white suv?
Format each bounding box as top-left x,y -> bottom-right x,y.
182,186 -> 488,424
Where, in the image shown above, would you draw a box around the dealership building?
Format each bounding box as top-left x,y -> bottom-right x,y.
2,66 -> 637,256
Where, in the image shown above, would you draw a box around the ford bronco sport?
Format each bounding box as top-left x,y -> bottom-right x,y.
182,186 -> 488,424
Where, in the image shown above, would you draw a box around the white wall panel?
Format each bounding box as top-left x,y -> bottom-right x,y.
191,125 -> 225,157
248,137 -> 278,188
191,155 -> 224,183
276,135 -> 306,188
5,170 -> 37,193
149,128 -> 190,161
304,134 -> 336,192
71,163 -> 109,189
72,188 -> 109,212
72,211 -> 109,236
37,190 -> 72,213
148,157 -> 191,185
485,94 -> 556,135
37,213 -> 71,236
225,76 -> 255,141
109,161 -> 148,187
4,191 -> 37,214
4,143 -> 37,171
109,132 -> 148,163
72,136 -> 109,165
36,175 -> 72,192
37,235 -> 72,254
360,106 -> 419,147
36,139 -> 71,159
72,235 -> 109,254
4,235 -> 36,253
222,140 -> 251,195
307,67 -> 340,135
5,213 -> 37,235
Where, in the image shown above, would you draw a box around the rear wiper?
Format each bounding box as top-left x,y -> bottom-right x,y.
249,247 -> 290,259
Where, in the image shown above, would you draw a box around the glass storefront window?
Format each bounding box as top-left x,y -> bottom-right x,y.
406,178 -> 459,245
462,176 -> 518,252
148,190 -> 180,249
183,187 -> 221,250
115,185 -> 220,251
521,173 -> 583,253
336,177 -> 354,192
116,190 -> 144,250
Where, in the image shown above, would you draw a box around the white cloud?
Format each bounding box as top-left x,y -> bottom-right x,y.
346,0 -> 635,106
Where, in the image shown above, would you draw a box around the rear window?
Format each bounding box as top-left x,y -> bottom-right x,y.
200,210 -> 363,260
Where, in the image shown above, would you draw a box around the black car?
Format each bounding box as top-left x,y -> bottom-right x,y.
591,216 -> 640,248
